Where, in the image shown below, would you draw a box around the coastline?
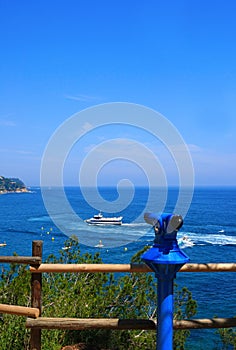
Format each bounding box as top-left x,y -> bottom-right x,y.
0,176 -> 29,195
0,188 -> 30,195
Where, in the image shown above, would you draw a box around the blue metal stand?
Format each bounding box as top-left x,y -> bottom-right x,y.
158,276 -> 174,350
142,213 -> 190,350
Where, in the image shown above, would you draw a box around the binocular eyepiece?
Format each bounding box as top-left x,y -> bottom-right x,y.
144,212 -> 183,235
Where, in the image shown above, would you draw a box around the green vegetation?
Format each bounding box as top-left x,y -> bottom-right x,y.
217,327 -> 236,349
0,176 -> 27,193
0,239 -> 199,349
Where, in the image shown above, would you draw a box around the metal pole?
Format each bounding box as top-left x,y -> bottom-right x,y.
157,277 -> 173,350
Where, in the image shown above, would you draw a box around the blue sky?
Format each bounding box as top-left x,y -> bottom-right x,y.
1,0 -> 236,186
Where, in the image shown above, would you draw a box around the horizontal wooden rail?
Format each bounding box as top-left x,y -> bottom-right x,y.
0,256 -> 41,264
181,263 -> 236,272
30,263 -> 236,273
174,318 -> 236,329
30,263 -> 147,273
0,303 -> 40,318
26,317 -> 236,330
26,318 -> 155,330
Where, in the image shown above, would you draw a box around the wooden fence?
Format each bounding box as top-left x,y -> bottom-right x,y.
0,240 -> 236,350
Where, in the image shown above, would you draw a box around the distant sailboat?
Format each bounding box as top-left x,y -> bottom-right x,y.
95,240 -> 104,248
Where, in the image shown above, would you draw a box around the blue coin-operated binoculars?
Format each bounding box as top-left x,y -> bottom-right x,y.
142,213 -> 190,350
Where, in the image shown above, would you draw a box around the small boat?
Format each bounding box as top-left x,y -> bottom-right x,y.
85,212 -> 123,225
179,236 -> 194,248
95,240 -> 104,248
62,246 -> 71,250
0,242 -> 7,247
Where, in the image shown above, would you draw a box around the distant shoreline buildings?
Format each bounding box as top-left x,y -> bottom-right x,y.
0,176 -> 29,194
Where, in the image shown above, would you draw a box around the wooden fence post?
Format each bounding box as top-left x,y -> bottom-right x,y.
30,240 -> 43,350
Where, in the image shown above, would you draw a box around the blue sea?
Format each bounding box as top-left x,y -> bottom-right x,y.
0,186 -> 236,349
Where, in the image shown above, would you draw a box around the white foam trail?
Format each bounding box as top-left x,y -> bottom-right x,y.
181,232 -> 236,246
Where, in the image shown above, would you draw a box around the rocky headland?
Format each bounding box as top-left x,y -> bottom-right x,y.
0,176 -> 29,194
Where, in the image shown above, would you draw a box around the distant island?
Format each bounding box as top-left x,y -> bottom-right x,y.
0,176 -> 29,194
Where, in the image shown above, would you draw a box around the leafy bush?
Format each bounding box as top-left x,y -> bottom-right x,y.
217,327 -> 236,349
0,239 -> 197,349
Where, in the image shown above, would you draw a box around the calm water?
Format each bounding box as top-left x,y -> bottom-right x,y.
0,187 -> 235,349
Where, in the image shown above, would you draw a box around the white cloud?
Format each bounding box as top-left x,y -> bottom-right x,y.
0,148 -> 34,156
187,144 -> 203,152
82,122 -> 93,132
64,93 -> 101,102
0,119 -> 16,127
84,139 -> 153,158
16,150 -> 34,155
189,145 -> 236,185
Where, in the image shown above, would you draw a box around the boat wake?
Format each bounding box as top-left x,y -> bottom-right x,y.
178,236 -> 195,249
179,232 -> 236,247
25,214 -> 236,248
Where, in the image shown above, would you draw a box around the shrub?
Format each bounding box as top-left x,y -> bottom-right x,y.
0,239 -> 197,349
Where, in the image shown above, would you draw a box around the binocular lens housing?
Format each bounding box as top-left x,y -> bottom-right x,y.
166,215 -> 183,233
144,212 -> 183,235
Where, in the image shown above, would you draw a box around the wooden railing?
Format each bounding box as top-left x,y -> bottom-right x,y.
0,240 -> 236,350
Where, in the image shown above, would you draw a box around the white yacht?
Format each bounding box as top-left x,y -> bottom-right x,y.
85,212 -> 123,225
